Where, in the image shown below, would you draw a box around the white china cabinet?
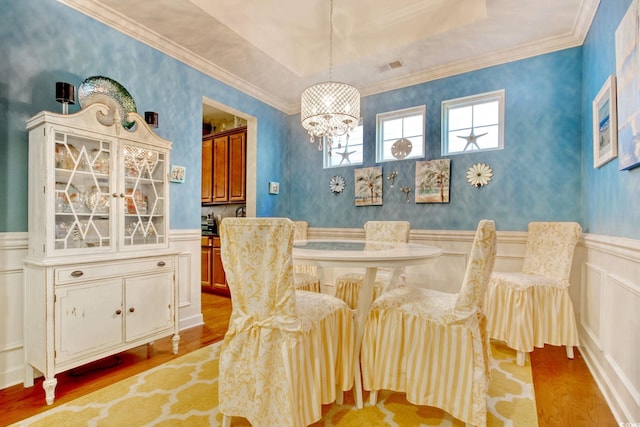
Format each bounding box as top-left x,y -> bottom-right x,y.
23,103 -> 180,405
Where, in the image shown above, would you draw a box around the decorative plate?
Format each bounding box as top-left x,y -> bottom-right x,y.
466,163 -> 493,188
329,175 -> 345,194
78,76 -> 137,129
391,138 -> 413,159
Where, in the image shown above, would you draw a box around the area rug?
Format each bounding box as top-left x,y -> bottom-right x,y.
13,340 -> 536,426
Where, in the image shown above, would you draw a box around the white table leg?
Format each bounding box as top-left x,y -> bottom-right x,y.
352,267 -> 377,409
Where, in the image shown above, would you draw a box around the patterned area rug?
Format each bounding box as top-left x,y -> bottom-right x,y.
14,340 -> 536,426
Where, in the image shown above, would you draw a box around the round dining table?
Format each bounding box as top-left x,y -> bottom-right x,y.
292,239 -> 442,408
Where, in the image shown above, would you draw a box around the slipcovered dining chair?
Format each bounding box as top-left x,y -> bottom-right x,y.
485,221 -> 582,366
292,220 -> 321,292
361,220 -> 497,427
219,218 -> 355,427
334,221 -> 410,309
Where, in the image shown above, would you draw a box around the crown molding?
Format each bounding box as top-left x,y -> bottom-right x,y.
58,0 -> 599,116
57,0 -> 292,114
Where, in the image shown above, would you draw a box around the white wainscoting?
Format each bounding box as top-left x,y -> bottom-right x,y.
1,228 -> 638,424
579,234 -> 640,423
168,229 -> 204,331
0,233 -> 28,389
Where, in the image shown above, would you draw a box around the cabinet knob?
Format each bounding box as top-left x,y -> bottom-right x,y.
129,307 -> 135,313
120,193 -> 125,198
157,261 -> 166,267
70,270 -> 84,278
112,193 -> 119,198
115,309 -> 122,315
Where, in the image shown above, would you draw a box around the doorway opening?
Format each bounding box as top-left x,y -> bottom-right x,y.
202,96 -> 257,218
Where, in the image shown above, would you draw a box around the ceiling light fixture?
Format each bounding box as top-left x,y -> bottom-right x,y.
300,0 -> 360,155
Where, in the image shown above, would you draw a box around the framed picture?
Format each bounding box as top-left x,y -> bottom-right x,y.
354,166 -> 382,206
268,181 -> 279,194
615,0 -> 640,170
592,75 -> 617,168
415,159 -> 450,203
170,165 -> 186,183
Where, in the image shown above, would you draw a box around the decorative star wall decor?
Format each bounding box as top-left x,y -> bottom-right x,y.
457,130 -> 488,151
336,148 -> 356,165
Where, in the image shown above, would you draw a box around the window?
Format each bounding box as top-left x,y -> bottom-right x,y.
376,106 -> 425,162
323,123 -> 363,168
442,90 -> 504,155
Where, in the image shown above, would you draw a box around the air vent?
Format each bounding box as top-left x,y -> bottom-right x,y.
379,60 -> 404,72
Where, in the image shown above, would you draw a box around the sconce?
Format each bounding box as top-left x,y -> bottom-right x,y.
55,82 -> 75,114
144,111 -> 159,128
387,171 -> 398,188
400,186 -> 412,203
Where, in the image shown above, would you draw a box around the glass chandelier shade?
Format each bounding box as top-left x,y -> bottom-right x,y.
301,81 -> 360,151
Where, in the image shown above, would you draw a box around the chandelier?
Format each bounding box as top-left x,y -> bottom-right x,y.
300,0 -> 360,154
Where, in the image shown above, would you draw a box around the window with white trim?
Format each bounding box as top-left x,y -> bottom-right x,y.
323,123 -> 364,168
442,90 -> 505,155
376,105 -> 425,162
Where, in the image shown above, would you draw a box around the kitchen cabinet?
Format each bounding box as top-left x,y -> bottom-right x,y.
201,137 -> 213,203
202,126 -> 246,204
201,236 -> 213,288
201,236 -> 229,296
24,103 -> 179,405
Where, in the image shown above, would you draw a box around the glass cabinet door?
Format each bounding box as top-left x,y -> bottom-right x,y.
121,144 -> 166,248
54,131 -> 113,251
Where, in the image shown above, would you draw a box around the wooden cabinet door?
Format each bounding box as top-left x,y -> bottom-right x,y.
228,131 -> 246,202
212,136 -> 229,202
55,280 -> 123,363
201,138 -> 213,203
212,244 -> 230,296
124,272 -> 174,342
201,245 -> 213,287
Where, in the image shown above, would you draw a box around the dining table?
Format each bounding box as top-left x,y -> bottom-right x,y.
292,239 -> 443,408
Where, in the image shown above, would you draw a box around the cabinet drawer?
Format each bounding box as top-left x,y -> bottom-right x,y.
55,257 -> 175,284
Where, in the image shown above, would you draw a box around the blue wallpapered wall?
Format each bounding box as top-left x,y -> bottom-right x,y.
0,0 -> 288,232
1,0 -> 637,239
287,50 -> 583,231
581,0 -> 640,238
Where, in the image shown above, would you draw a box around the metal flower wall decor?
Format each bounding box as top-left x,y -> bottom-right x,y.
466,163 -> 493,188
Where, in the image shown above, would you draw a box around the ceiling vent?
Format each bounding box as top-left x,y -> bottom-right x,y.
379,60 -> 404,72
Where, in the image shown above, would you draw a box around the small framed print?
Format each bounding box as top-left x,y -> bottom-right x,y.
592,75 -> 617,168
170,165 -> 186,183
268,181 -> 279,194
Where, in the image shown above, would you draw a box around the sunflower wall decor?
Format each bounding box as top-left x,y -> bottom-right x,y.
466,163 -> 493,188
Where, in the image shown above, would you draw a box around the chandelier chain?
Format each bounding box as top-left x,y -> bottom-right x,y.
329,0 -> 333,81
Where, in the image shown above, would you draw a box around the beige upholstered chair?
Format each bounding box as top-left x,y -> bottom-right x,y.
361,220 -> 497,427
334,221 -> 410,308
485,221 -> 582,366
219,218 -> 355,427
292,220 -> 321,292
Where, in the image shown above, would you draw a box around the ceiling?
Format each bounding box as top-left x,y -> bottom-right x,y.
60,0 -> 599,116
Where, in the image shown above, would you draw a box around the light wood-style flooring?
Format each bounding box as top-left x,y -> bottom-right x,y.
0,291 -> 617,426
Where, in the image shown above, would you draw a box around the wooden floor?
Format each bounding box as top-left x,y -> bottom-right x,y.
1,291 -> 616,426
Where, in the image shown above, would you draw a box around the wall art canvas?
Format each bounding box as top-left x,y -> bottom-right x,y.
615,0 -> 640,170
415,159 -> 450,203
170,165 -> 186,183
592,75 -> 618,168
354,166 -> 383,206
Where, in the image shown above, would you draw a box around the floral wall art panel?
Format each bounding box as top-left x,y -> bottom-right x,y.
354,166 -> 383,206
415,159 -> 451,203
